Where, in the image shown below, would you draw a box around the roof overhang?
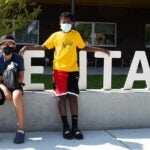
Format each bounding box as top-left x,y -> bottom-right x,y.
36,0 -> 150,9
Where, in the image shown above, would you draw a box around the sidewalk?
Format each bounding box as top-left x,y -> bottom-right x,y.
1,128 -> 150,150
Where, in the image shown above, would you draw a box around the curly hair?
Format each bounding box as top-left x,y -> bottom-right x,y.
59,12 -> 75,22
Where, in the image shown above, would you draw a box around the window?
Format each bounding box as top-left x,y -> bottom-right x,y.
145,24 -> 150,48
75,22 -> 92,44
75,22 -> 116,47
0,20 -> 39,45
14,20 -> 39,45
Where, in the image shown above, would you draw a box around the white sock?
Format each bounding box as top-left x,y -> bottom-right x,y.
17,130 -> 24,134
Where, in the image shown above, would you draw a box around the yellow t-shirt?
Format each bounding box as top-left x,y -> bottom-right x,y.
43,30 -> 86,72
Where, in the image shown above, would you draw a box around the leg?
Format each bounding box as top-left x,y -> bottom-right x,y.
68,94 -> 78,129
58,95 -> 69,129
67,94 -> 78,115
53,70 -> 73,139
58,95 -> 73,139
12,89 -> 25,144
67,72 -> 79,129
12,89 -> 24,130
53,70 -> 68,117
67,71 -> 83,140
58,95 -> 67,116
68,94 -> 83,140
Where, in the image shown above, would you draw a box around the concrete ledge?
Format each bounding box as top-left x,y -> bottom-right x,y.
0,90 -> 150,131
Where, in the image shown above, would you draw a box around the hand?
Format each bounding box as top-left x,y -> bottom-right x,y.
102,48 -> 110,56
19,46 -> 27,56
3,87 -> 11,100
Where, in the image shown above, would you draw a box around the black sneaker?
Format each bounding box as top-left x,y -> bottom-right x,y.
63,127 -> 73,140
13,131 -> 25,144
72,128 -> 84,140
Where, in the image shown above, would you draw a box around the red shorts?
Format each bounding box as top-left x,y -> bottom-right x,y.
53,70 -> 79,96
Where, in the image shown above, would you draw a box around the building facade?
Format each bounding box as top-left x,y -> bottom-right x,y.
16,1 -> 150,66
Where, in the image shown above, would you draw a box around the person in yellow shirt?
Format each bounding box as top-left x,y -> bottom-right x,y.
19,12 -> 110,140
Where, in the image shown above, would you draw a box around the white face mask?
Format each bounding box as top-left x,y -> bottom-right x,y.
60,23 -> 72,33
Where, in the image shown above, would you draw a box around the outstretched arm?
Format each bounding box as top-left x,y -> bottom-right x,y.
19,45 -> 47,56
81,46 -> 110,56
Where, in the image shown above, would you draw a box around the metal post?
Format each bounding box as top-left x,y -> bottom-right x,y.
71,0 -> 75,15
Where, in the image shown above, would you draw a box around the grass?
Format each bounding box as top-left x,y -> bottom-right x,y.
31,74 -> 146,89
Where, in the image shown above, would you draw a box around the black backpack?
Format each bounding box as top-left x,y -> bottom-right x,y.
3,60 -> 20,91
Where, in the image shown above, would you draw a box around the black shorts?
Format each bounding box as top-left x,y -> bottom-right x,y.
9,84 -> 24,94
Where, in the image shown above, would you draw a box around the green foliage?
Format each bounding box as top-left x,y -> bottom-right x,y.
0,0 -> 41,36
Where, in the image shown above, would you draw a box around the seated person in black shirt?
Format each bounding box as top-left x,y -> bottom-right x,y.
0,35 -> 25,144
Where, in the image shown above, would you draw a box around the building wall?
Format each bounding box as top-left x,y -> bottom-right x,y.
37,4 -> 150,66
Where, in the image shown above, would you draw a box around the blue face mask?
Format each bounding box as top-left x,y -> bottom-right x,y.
3,46 -> 14,55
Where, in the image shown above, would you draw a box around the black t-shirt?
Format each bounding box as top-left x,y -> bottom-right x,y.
0,52 -> 24,76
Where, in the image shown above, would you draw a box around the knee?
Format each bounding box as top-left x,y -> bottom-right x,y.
3,91 -> 12,100
58,95 -> 67,103
68,94 -> 77,102
12,90 -> 22,101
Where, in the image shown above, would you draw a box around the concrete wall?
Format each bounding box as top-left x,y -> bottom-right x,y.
0,90 -> 150,132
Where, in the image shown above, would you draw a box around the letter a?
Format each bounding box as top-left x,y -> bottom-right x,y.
124,51 -> 150,89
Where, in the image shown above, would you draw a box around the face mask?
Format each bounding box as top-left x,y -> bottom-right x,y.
60,23 -> 72,32
3,46 -> 14,55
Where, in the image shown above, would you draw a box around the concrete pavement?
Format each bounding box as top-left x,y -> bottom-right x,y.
0,128 -> 150,150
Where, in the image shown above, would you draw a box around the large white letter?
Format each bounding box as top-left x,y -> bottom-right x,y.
95,51 -> 121,90
124,51 -> 150,90
79,51 -> 87,90
23,50 -> 45,90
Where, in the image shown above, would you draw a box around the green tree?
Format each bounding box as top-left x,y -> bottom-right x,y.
0,0 -> 41,36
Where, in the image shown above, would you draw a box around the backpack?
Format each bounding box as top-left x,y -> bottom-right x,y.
3,61 -> 20,91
